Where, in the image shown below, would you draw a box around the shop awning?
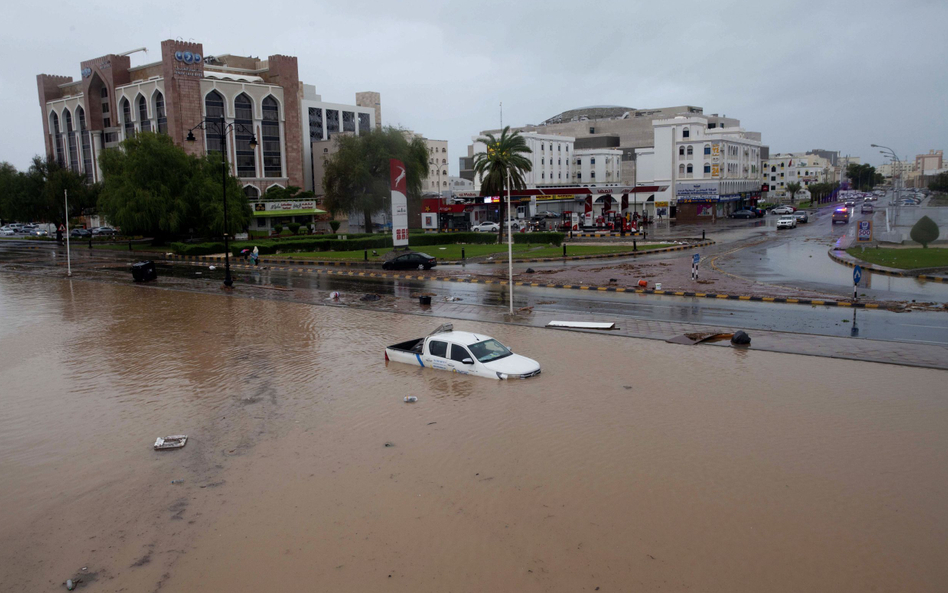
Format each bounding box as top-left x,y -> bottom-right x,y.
252,208 -> 326,217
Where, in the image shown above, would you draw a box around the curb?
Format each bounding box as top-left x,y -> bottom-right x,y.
166,241 -> 714,268
827,249 -> 948,283
179,259 -> 885,309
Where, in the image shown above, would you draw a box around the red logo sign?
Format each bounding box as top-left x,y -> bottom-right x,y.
390,159 -> 406,194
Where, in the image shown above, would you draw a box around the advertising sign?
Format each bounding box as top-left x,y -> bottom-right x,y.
711,165 -> 721,178
856,220 -> 872,242
677,183 -> 719,203
253,200 -> 317,212
711,144 -> 720,157
390,159 -> 409,246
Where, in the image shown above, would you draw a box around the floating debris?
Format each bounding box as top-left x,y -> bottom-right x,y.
154,435 -> 188,450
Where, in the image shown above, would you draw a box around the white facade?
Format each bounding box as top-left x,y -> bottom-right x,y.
426,138 -> 449,195
762,153 -> 832,199
301,84 -> 375,192
573,148 -> 622,184
472,131 -> 574,188
635,116 -> 763,214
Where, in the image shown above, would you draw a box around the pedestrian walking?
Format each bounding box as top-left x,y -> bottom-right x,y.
250,246 -> 259,266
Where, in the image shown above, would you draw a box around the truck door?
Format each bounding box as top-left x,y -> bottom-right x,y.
448,343 -> 475,375
425,339 -> 451,371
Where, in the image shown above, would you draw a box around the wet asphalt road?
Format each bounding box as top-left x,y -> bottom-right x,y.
2,238 -> 946,347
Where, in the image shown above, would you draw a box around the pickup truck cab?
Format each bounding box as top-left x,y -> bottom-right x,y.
385,324 -> 541,380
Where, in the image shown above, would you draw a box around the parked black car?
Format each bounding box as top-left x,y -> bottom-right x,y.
70,228 -> 92,238
729,209 -> 757,219
382,252 -> 437,271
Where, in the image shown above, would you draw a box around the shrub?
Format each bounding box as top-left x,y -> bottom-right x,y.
329,220 -> 341,233
409,232 -> 497,246
910,215 -> 940,248
287,222 -> 301,235
512,232 -> 565,246
171,241 -> 226,256
273,224 -> 283,236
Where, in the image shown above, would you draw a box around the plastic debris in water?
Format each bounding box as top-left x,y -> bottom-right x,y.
404,396 -> 418,403
208,265 -> 216,270
66,580 -> 75,590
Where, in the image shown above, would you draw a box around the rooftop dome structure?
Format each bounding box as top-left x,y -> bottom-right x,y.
541,106 -> 636,125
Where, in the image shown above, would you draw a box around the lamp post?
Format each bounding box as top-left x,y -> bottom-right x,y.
187,115 -> 257,288
872,143 -> 900,224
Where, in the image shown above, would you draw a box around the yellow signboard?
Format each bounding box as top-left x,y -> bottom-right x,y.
711,165 -> 721,178
711,144 -> 720,157
536,194 -> 574,201
655,201 -> 669,207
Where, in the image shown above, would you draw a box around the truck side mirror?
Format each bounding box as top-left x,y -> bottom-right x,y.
462,358 -> 474,365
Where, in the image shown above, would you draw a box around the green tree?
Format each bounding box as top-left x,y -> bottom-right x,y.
472,126 -> 533,243
846,163 -> 878,191
98,132 -> 250,241
929,172 -> 948,193
0,162 -> 24,223
910,216 -> 940,248
262,185 -> 315,202
322,127 -> 428,234
786,182 -> 802,203
329,220 -> 341,233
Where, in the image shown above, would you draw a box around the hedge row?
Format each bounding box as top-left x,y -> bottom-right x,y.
170,242 -> 226,256
512,232 -> 564,246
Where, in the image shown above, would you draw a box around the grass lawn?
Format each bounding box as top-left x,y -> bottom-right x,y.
281,242 -> 675,261
929,194 -> 948,207
847,247 -> 948,270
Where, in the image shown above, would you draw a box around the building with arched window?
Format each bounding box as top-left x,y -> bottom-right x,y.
37,38 -> 381,207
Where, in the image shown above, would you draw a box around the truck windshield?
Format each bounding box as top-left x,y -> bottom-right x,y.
467,339 -> 512,363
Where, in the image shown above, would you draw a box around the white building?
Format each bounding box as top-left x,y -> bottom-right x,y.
573,148 -> 623,185
472,131 -> 574,189
302,85 -> 376,193
761,153 -> 832,199
402,130 -> 449,196
635,115 -> 763,221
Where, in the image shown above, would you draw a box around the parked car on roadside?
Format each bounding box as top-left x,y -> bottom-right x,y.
771,206 -> 795,215
729,209 -> 757,219
70,228 -> 93,238
776,215 -> 797,229
0,227 -> 15,236
472,222 -> 500,232
92,226 -> 117,236
793,210 -> 809,223
30,228 -> 48,237
382,252 -> 437,271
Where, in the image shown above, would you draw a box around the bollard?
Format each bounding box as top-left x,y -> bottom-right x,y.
364,250 -> 367,261
88,237 -> 92,249
633,239 -> 637,252
563,244 -> 567,257
461,247 -> 466,260
128,240 -> 133,251
702,229 -> 706,240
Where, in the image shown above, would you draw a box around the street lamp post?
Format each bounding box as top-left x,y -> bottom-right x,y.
872,143 -> 901,225
187,115 -> 257,288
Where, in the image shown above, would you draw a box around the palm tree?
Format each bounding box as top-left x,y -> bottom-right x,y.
786,181 -> 802,203
472,126 -> 532,243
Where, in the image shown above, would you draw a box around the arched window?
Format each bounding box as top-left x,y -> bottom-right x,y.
687,164 -> 693,173
51,112 -> 64,166
138,96 -> 150,132
679,146 -> 685,156
441,158 -> 446,164
234,94 -> 256,178
686,146 -> 693,156
678,164 -> 685,175
78,107 -> 93,181
262,96 -> 282,178
204,91 -> 226,154
441,147 -> 446,153
243,185 -> 260,200
121,98 -> 134,139
682,127 -> 690,138
704,164 -> 711,174
704,144 -> 711,155
155,92 -> 167,134
771,166 -> 776,172
64,109 -> 79,172
99,86 -> 111,129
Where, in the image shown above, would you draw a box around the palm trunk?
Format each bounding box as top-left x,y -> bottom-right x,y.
498,179 -> 506,245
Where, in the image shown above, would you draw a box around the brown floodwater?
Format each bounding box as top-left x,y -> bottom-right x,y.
1,273 -> 947,592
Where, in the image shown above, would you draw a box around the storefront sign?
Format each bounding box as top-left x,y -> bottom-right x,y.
655,201 -> 669,207
677,183 -> 719,202
253,200 -> 318,212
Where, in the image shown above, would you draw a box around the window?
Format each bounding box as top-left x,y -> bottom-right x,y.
429,340 -> 448,358
558,145 -> 561,151
100,86 -> 110,128
541,158 -> 545,165
687,146 -> 693,157
51,112 -> 64,166
121,98 -> 134,139
234,94 -> 256,178
262,96 -> 282,178
541,144 -> 545,151
449,344 -> 472,363
679,146 -> 685,156
204,91 -> 226,154
64,109 -> 79,172
542,172 -> 545,179
326,109 -> 339,137
441,147 -> 446,153
704,164 -> 711,174
358,112 -> 370,135
589,127 -> 595,134
679,164 -> 685,175
687,164 -> 693,173
243,185 -> 260,199
155,92 -> 167,134
78,107 -> 93,181
704,145 -> 711,155
590,157 -> 596,165
591,171 -> 596,178
342,111 -> 355,132
682,127 -> 690,138
138,96 -> 150,132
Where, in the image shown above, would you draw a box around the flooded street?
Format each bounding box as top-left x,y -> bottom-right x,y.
2,273 -> 948,592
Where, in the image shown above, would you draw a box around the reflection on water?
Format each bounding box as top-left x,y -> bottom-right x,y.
1,273 -> 947,592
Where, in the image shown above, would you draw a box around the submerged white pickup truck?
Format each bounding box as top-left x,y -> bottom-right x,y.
385,324 -> 541,380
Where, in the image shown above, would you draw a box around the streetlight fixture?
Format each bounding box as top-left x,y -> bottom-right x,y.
872,143 -> 901,226
187,115 -> 257,288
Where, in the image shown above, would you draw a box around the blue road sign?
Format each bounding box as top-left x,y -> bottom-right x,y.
853,265 -> 862,285
693,253 -> 700,265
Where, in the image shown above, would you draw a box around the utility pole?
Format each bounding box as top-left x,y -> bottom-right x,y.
506,168 -> 513,315
64,189 -> 71,277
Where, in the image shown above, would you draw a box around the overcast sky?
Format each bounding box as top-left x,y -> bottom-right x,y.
2,0 -> 946,174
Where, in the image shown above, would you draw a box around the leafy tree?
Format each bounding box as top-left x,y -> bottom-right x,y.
472,126 -> 533,243
263,185 -> 315,202
929,172 -> 948,193
273,224 -> 283,236
323,127 -> 428,234
910,216 -> 940,248
329,220 -> 341,233
287,222 -> 301,234
786,182 -> 802,203
846,163 -> 879,191
98,132 -> 250,241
